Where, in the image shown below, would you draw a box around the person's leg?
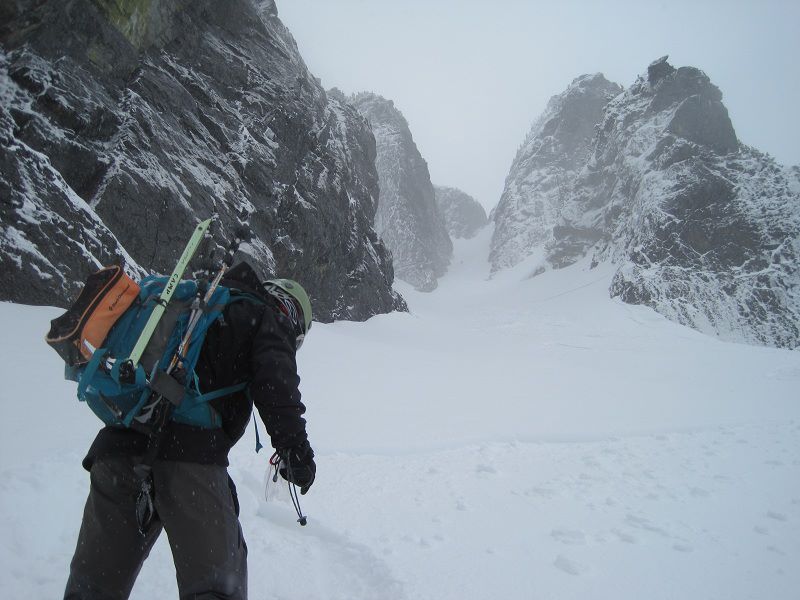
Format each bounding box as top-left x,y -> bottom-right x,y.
64,456 -> 163,600
153,461 -> 247,600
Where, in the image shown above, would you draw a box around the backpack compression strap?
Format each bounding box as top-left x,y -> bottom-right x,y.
77,348 -> 147,401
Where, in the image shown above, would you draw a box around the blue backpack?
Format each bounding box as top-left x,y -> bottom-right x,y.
63,274 -> 258,429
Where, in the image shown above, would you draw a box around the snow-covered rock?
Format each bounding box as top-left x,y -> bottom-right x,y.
434,186 -> 487,239
490,74 -> 623,271
350,92 -> 452,292
494,57 -> 800,349
0,0 -> 406,321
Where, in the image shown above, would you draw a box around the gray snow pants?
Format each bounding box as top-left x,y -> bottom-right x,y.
64,456 -> 247,600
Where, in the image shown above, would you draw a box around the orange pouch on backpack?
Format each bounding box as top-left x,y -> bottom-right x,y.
46,265 -> 140,366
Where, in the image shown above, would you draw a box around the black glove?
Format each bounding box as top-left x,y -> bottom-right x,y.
277,441 -> 316,495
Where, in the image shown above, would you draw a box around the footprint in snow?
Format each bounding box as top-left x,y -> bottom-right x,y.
475,463 -> 497,475
611,528 -> 637,544
522,486 -> 557,499
625,514 -> 670,538
550,529 -> 587,545
766,511 -> 788,522
253,502 -> 407,600
553,555 -> 591,576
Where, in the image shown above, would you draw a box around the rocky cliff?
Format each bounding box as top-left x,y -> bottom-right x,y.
0,0 -> 406,321
490,74 -> 623,271
493,57 -> 800,348
349,92 -> 452,292
434,185 -> 487,239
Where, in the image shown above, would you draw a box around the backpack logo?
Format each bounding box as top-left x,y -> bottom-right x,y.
108,283 -> 131,312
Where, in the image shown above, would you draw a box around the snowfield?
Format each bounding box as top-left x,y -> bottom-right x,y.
1,227 -> 799,599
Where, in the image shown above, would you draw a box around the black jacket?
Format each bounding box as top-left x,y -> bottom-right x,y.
83,263 -> 308,471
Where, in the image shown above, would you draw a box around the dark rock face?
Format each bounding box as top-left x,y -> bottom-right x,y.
0,0 -> 406,320
350,93 -> 452,291
647,55 -> 675,85
602,145 -> 800,349
497,56 -> 800,348
434,186 -> 487,239
490,74 -> 623,271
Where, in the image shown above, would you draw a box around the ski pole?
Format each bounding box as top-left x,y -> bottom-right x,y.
171,230 -> 247,372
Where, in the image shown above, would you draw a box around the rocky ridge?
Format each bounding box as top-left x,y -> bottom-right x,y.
0,0 -> 406,320
349,92 -> 452,292
434,185 -> 487,239
493,57 -> 800,348
490,74 -> 623,271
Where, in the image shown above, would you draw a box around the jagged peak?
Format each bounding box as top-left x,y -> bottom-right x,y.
514,72 -> 622,160
434,185 -> 488,240
493,55 -> 797,348
620,58 -> 738,152
349,92 -> 412,135
544,73 -> 622,112
568,72 -> 619,91
647,55 -> 675,85
638,56 -> 719,101
349,92 -> 400,117
350,91 -> 393,106
327,87 -> 347,102
255,0 -> 278,18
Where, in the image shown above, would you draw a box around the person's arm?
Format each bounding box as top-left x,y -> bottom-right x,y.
250,306 -> 307,449
250,306 -> 315,493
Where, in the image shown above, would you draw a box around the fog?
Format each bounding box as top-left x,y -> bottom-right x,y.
278,0 -> 800,212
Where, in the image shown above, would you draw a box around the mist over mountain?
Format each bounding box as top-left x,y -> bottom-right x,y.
2,0 -> 796,349
434,186 -> 487,240
490,74 -> 623,271
348,92 -> 452,292
492,57 -> 800,349
0,0 -> 406,320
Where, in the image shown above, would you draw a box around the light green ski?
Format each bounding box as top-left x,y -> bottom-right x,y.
127,218 -> 212,368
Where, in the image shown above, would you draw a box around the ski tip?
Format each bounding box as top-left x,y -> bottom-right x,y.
198,218 -> 213,229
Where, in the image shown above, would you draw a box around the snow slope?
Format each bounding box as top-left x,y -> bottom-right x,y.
1,228 -> 799,599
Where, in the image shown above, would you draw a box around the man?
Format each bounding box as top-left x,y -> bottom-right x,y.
64,262 -> 316,600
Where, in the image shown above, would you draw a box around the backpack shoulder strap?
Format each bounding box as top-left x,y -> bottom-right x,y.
226,290 -> 267,306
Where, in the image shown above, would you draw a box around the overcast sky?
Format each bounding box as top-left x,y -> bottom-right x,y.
277,0 -> 800,211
